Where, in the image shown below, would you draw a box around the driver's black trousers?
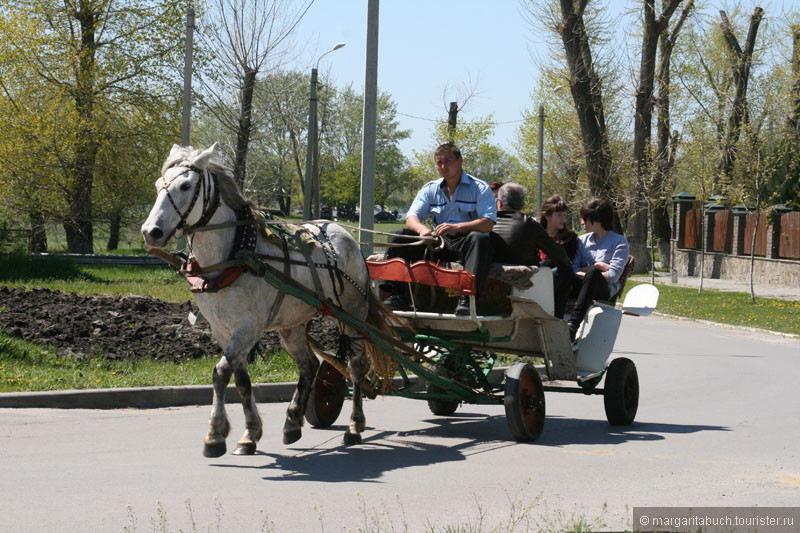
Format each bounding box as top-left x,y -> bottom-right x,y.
385,228 -> 493,296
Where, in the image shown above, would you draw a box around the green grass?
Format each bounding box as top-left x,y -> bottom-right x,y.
0,333 -> 298,393
622,281 -> 800,336
0,253 -> 188,302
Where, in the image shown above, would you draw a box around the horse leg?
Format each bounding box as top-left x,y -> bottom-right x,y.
203,356 -> 233,457
343,327 -> 368,445
278,326 -> 319,445
231,359 -> 263,455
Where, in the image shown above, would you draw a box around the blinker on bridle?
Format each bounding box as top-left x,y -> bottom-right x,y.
159,163 -> 220,241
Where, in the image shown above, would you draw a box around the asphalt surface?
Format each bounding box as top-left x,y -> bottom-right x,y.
1,314 -> 799,532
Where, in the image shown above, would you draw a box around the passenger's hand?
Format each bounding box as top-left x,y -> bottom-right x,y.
594,262 -> 610,272
417,227 -> 433,237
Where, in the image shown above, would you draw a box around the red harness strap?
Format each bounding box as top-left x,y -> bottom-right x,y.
183,260 -> 246,293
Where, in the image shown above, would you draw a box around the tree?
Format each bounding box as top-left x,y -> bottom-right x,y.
319,86 -> 410,210
548,0 -> 615,201
627,0 -> 685,274
717,7 -> 764,186
0,0 -> 189,253
652,0 -> 694,269
197,0 -> 313,190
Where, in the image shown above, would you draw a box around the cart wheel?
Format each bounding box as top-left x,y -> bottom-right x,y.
305,361 -> 347,427
603,357 -> 639,426
426,366 -> 460,416
504,363 -> 546,442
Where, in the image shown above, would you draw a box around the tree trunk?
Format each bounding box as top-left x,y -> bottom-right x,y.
557,0 -> 614,200
654,1 -> 694,269
630,0 -> 683,274
788,25 -> 800,134
28,210 -> 47,253
107,211 -> 121,251
717,7 -> 764,186
233,68 -> 258,191
65,1 -> 99,254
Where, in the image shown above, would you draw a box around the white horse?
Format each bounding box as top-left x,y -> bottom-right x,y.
141,144 -> 390,456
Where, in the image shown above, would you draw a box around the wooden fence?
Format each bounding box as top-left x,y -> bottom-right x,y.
681,207 -> 799,259
780,212 -> 800,259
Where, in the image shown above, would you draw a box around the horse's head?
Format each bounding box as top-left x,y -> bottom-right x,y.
141,143 -> 219,249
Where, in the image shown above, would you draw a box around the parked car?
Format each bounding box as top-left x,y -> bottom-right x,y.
375,209 -> 398,222
320,206 -> 333,220
337,205 -> 359,222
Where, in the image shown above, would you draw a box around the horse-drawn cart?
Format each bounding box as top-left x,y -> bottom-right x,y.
302,257 -> 659,442
141,144 -> 658,454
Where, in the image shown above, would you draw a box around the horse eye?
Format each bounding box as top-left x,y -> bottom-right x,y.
180,182 -> 191,191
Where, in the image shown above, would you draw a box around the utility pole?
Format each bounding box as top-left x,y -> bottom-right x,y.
178,7 -> 194,252
537,105 -> 544,215
181,7 -> 194,146
447,101 -> 458,142
359,0 -> 379,255
303,68 -> 318,220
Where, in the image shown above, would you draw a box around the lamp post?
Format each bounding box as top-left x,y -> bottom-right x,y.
303,42 -> 346,220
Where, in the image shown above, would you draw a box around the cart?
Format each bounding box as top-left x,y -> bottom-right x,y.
299,257 -> 658,442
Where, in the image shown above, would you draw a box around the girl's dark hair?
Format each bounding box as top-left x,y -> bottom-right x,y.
539,195 -> 568,227
579,197 -> 614,230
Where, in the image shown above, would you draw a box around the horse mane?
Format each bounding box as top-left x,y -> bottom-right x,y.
162,146 -> 254,211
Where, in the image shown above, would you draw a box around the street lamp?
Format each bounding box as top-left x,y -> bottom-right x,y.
304,42 -> 346,220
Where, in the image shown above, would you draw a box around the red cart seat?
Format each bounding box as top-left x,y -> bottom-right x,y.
366,258 -> 476,296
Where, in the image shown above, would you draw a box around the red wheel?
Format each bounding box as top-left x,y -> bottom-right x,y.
504,363 -> 546,441
305,361 -> 347,427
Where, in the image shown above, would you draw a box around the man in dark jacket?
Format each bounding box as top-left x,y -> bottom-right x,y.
490,183 -> 574,318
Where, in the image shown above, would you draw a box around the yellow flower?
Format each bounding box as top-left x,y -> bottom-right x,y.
95,379 -> 101,383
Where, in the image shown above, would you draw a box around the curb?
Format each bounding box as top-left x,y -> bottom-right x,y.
0,382 -> 296,409
0,370 -> 522,410
0,376 -> 430,410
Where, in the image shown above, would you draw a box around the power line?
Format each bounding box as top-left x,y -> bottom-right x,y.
397,111 -> 525,125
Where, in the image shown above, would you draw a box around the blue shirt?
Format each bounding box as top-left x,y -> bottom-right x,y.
407,171 -> 496,229
574,230 -> 630,296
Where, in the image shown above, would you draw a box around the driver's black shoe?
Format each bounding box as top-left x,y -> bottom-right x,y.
454,296 -> 471,316
383,294 -> 410,311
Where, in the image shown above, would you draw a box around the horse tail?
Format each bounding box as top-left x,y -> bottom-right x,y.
362,289 -> 404,394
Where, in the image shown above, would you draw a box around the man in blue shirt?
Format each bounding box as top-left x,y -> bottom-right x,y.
384,143 -> 496,315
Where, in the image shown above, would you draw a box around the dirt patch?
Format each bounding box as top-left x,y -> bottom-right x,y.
0,286 -> 341,362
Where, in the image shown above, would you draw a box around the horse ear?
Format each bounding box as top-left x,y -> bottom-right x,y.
190,143 -> 217,169
169,144 -> 183,156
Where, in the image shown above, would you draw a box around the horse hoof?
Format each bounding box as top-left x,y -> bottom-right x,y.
283,428 -> 302,445
232,443 -> 257,455
203,441 -> 226,458
343,431 -> 362,446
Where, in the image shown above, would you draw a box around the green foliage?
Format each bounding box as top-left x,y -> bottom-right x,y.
0,332 -> 297,392
0,0 -> 189,252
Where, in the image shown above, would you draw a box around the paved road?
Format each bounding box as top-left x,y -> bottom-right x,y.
1,315 -> 798,532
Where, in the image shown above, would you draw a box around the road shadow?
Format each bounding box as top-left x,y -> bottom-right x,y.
209,412 -> 728,483
537,416 -> 730,447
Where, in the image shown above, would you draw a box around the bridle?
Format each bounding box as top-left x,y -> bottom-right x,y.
158,163 -> 220,241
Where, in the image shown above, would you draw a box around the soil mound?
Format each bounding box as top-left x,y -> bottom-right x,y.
0,286 -> 340,362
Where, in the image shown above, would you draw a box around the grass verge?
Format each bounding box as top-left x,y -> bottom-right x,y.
623,281 -> 800,336
0,334 -> 297,393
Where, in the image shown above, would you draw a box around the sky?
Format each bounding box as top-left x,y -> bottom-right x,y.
289,0 -> 798,160
290,1 -> 553,158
